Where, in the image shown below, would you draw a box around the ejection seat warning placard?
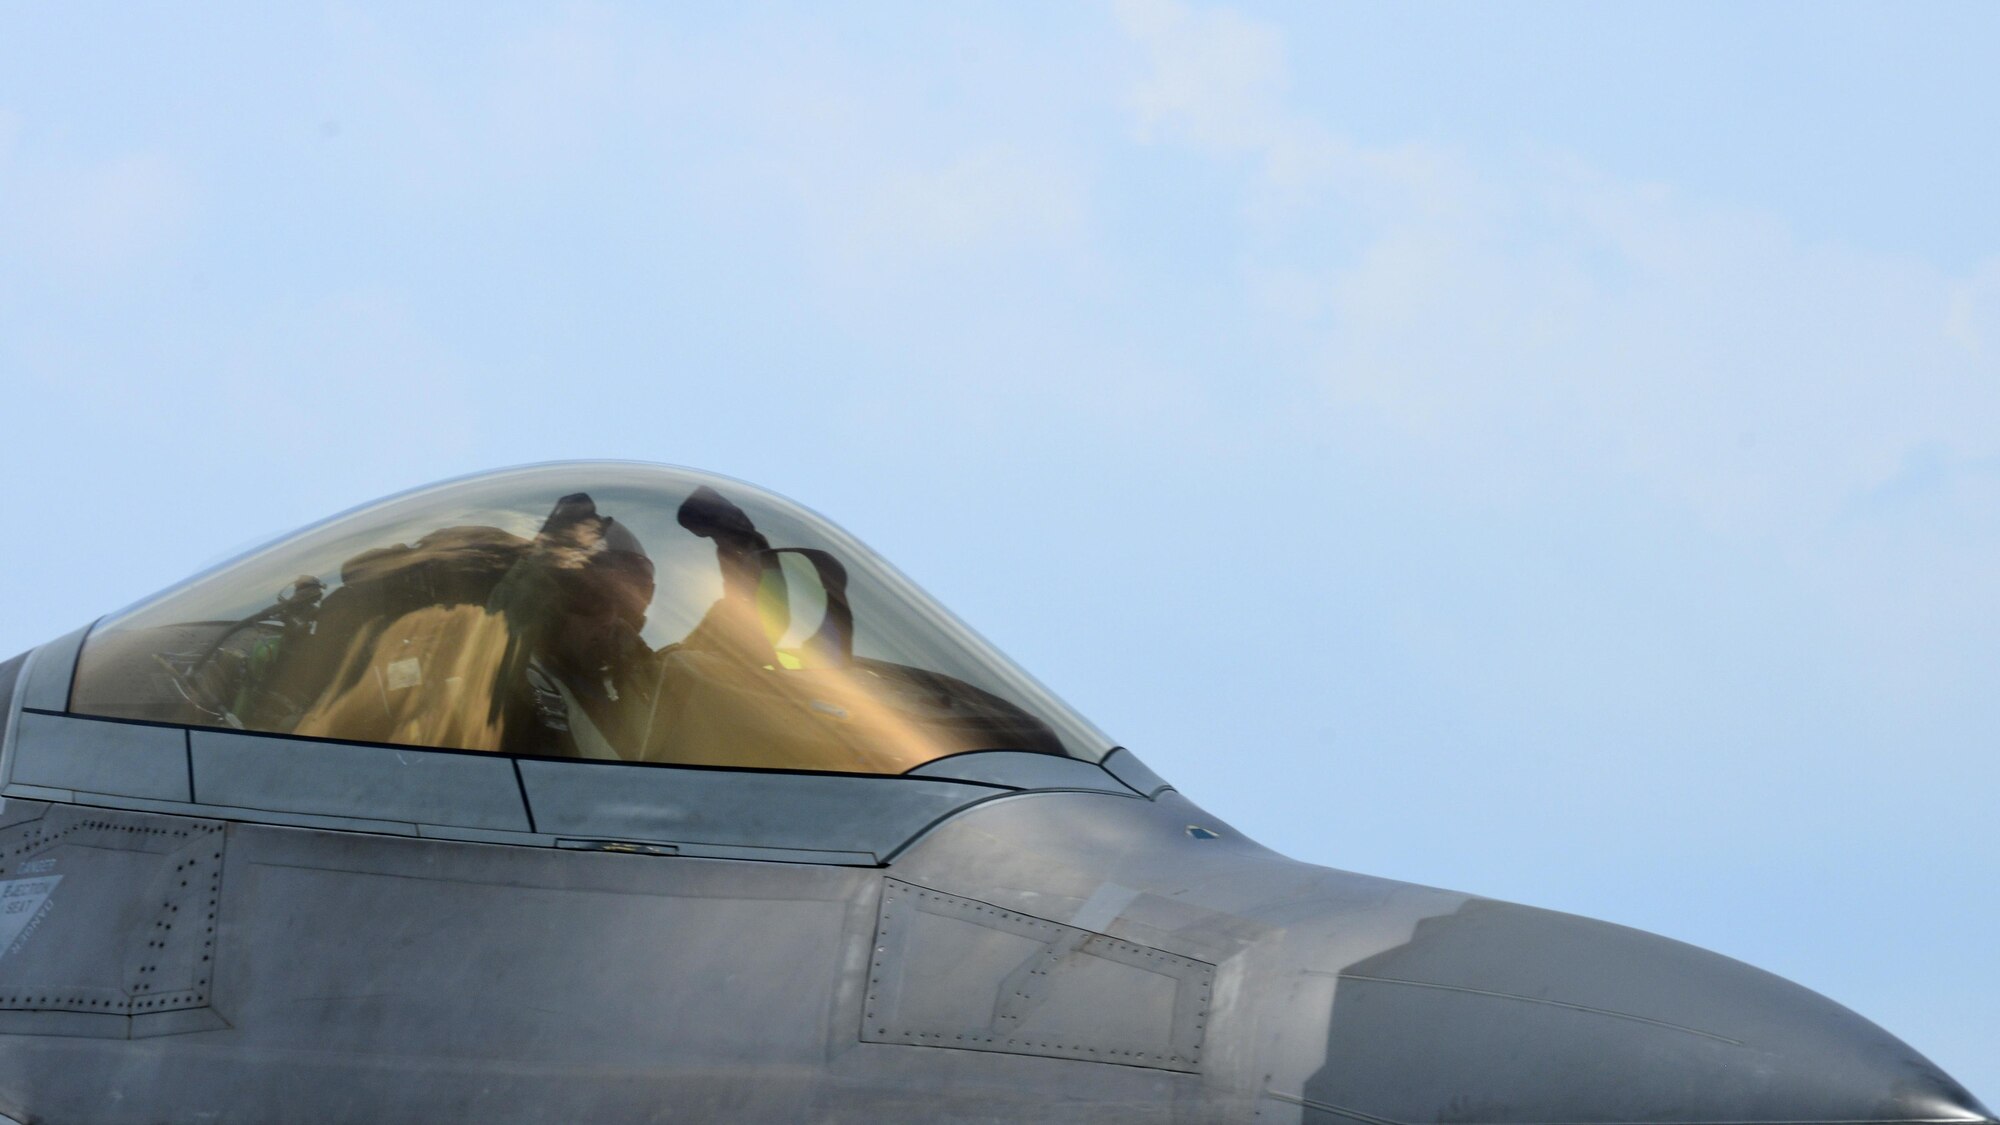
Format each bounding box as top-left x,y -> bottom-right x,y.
0,873 -> 61,958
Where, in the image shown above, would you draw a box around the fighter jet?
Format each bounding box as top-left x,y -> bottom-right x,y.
0,461 -> 1988,1123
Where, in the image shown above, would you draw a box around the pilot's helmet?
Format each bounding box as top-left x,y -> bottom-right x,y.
536,493 -> 657,631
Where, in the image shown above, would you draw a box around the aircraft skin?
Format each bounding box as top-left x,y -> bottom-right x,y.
0,462 -> 1988,1124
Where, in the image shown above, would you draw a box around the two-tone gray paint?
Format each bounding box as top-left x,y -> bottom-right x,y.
0,628 -> 1991,1124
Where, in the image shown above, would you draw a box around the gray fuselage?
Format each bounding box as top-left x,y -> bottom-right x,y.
0,702 -> 1989,1122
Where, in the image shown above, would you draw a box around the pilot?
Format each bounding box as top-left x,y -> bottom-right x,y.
486,493 -> 659,759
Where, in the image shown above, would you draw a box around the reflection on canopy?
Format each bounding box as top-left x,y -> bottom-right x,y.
70,464 -> 1112,773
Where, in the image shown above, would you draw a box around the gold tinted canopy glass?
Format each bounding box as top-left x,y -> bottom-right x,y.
71,463 -> 1113,773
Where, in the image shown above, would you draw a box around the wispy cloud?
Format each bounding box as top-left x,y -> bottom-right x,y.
1113,0 -> 2000,541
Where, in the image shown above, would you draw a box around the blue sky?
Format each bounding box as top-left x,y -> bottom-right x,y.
3,1 -> 1996,1101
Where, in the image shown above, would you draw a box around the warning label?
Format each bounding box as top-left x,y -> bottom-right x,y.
0,874 -> 61,958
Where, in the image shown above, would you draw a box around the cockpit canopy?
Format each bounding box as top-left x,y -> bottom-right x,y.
71,463 -> 1113,774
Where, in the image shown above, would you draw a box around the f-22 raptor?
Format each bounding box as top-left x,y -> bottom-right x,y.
0,461 -> 1988,1123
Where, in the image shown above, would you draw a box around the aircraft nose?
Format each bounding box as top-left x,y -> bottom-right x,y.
1296,898 -> 1992,1125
